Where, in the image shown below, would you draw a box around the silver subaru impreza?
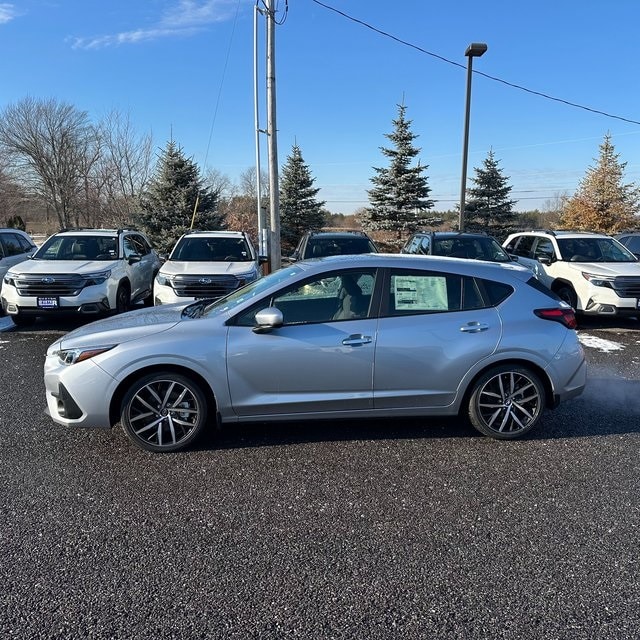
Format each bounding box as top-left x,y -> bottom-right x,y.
44,254 -> 586,452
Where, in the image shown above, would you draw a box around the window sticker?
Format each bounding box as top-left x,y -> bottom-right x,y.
393,276 -> 448,311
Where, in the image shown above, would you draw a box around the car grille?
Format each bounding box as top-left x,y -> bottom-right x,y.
15,274 -> 86,296
172,274 -> 240,298
613,276 -> 640,298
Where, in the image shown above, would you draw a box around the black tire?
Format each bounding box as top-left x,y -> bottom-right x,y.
556,284 -> 578,310
120,372 -> 208,453
115,282 -> 130,314
11,314 -> 36,328
468,365 -> 546,439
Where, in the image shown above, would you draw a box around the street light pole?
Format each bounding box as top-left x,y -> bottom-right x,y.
458,42 -> 487,232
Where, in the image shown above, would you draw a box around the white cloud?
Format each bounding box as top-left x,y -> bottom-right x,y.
0,3 -> 18,24
72,0 -> 240,50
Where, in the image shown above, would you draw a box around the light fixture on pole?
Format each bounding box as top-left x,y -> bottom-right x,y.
458,42 -> 487,232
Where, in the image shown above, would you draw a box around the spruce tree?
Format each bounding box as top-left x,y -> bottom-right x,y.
559,133 -> 639,233
463,149 -> 517,240
364,103 -> 433,241
137,141 -> 223,254
279,144 -> 326,252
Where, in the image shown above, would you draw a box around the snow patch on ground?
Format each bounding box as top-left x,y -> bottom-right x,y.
579,333 -> 625,353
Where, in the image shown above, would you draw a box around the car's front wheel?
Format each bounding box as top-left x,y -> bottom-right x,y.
120,372 -> 208,452
11,314 -> 36,328
115,282 -> 130,314
555,284 -> 578,310
467,365 -> 546,439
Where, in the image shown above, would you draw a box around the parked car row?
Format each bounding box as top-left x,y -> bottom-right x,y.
0,228 -> 269,325
6,224 -> 638,453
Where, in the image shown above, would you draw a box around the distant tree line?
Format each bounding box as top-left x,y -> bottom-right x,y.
0,96 -> 637,257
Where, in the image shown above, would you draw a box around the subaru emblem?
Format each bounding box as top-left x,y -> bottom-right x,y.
199,277 -> 213,285
42,276 -> 55,284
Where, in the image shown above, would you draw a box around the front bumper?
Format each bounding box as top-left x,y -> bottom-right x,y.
44,355 -> 117,428
2,286 -> 112,316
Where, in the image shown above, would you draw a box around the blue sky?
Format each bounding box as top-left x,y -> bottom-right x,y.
1,0 -> 639,215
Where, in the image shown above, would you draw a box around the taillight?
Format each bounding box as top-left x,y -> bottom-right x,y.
534,307 -> 577,329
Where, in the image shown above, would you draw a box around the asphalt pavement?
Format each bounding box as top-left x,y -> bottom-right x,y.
1,316 -> 639,639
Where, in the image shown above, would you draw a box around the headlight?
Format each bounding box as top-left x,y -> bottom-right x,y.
83,270 -> 112,286
4,271 -> 17,286
155,272 -> 173,286
236,270 -> 258,285
55,346 -> 115,365
581,272 -> 615,288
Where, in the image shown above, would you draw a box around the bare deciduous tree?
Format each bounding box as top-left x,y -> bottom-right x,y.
0,97 -> 96,229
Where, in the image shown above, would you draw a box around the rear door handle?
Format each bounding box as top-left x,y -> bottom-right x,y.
460,322 -> 489,333
342,334 -> 373,346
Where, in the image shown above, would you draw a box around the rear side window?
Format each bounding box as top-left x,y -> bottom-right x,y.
386,270 -> 494,315
506,235 -> 535,258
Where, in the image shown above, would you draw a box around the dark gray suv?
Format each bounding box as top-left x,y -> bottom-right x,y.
287,231 -> 378,262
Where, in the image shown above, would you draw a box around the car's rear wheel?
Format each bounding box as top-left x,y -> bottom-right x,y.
468,365 -> 546,439
115,282 -> 130,314
120,372 -> 208,452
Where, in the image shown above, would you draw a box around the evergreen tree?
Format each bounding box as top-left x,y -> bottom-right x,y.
363,103 -> 433,241
279,144 -> 326,252
463,149 -> 518,240
137,141 -> 223,254
559,133 -> 639,233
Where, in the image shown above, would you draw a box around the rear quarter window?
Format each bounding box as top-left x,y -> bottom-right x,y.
475,278 -> 514,306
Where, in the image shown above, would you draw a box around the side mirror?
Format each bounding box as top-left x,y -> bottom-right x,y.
253,307 -> 284,333
258,255 -> 268,265
127,254 -> 141,264
538,255 -> 553,265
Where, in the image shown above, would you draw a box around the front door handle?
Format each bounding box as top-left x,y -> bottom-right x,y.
342,334 -> 373,346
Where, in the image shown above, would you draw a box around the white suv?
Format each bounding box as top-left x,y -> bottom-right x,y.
153,230 -> 264,305
503,230 -> 640,317
1,228 -> 161,326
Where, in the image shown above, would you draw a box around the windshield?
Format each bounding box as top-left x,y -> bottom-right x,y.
171,236 -> 253,262
34,235 -> 118,260
557,237 -> 637,263
192,265 -> 304,318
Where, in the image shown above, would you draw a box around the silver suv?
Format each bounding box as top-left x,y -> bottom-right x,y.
503,229 -> 640,317
154,230 -> 264,305
2,228 -> 161,326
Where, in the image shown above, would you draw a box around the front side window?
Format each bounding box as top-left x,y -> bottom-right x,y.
0,233 -> 24,257
533,238 -> 556,261
234,270 -> 376,326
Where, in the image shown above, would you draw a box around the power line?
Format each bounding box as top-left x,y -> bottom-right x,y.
310,0 -> 640,127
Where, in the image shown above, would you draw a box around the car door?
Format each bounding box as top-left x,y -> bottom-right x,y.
373,268 -> 502,409
123,234 -> 150,298
226,269 -> 378,417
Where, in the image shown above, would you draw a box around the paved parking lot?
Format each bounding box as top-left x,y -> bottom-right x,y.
1,315 -> 639,639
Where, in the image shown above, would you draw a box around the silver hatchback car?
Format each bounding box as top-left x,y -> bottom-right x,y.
44,254 -> 586,452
